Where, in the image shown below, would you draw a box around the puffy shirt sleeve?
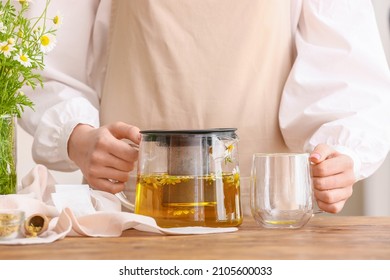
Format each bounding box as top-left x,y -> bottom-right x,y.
280,0 -> 390,180
18,0 -> 109,171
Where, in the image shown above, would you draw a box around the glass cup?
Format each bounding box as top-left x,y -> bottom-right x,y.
250,153 -> 313,229
0,209 -> 24,240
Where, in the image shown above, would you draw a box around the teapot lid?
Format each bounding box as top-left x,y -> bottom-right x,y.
140,128 -> 237,136
140,128 -> 237,144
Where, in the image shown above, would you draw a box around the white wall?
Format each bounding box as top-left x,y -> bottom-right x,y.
16,0 -> 390,215
362,0 -> 390,216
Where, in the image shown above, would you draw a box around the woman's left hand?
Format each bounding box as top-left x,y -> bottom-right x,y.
309,144 -> 357,213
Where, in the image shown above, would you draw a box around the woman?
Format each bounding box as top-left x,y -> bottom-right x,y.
21,0 -> 390,214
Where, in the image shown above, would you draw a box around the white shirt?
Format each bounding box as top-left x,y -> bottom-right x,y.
20,0 -> 390,180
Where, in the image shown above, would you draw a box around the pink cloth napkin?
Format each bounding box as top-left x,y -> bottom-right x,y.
0,165 -> 237,245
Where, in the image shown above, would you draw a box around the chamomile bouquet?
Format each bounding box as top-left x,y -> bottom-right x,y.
0,0 -> 61,194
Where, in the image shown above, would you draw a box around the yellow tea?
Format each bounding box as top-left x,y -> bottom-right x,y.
135,173 -> 242,227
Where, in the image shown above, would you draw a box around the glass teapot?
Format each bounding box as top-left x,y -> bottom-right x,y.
117,128 -> 242,228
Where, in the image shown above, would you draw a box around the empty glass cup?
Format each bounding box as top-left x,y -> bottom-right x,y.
250,153 -> 313,229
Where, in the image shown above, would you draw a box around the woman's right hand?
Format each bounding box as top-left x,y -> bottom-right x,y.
67,122 -> 141,194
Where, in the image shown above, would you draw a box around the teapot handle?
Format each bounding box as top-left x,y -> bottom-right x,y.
114,142 -> 139,212
115,191 -> 135,212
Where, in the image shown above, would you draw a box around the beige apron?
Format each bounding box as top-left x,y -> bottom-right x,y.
101,0 -> 294,211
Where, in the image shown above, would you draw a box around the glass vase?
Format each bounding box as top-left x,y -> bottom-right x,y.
0,114 -> 17,195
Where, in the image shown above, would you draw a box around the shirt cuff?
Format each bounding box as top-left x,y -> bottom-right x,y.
32,97 -> 99,171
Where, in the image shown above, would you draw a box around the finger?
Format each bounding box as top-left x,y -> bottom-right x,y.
89,178 -> 126,194
316,199 -> 347,214
87,144 -> 137,172
108,122 -> 141,144
88,147 -> 136,171
93,133 -> 138,163
91,166 -> 131,183
104,154 -> 136,172
105,123 -> 140,162
312,169 -> 355,192
108,141 -> 138,165
311,155 -> 354,178
309,143 -> 338,164
314,183 -> 353,204
83,158 -> 132,182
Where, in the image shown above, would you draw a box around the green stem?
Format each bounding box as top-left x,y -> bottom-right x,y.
0,114 -> 17,194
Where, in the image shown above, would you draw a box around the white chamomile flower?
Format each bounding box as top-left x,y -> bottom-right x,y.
0,22 -> 7,33
40,33 -> 56,53
14,51 -> 32,67
0,41 -> 14,57
53,11 -> 64,26
7,38 -> 15,45
17,0 -> 33,6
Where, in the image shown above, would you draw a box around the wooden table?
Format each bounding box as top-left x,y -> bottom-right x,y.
1,216 -> 390,260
